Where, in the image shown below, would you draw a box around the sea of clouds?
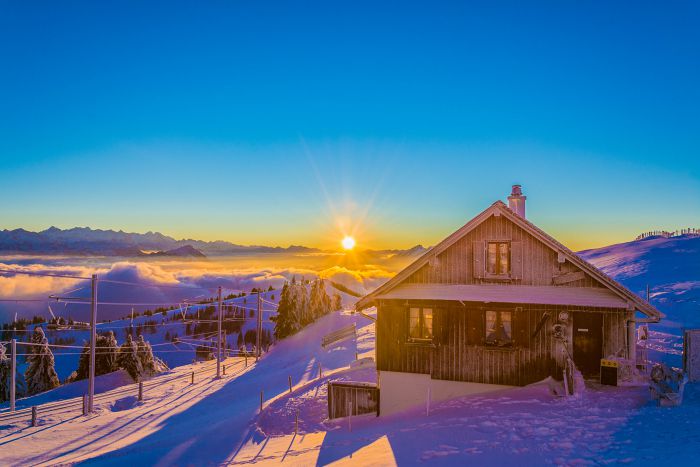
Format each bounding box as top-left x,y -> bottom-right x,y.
0,255 -> 397,323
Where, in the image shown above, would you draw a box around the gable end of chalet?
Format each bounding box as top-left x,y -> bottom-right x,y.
356,201 -> 662,320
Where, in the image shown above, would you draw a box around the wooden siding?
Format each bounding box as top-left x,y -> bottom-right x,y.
406,214 -> 604,288
377,300 -> 630,386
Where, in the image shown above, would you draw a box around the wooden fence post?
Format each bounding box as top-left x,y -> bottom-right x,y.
288,375 -> 292,393
295,409 -> 299,434
260,390 -> 263,413
426,386 -> 431,416
223,364 -> 226,376
138,382 -> 143,401
191,371 -> 195,384
82,394 -> 88,416
31,406 -> 37,427
347,401 -> 352,431
318,363 -> 322,379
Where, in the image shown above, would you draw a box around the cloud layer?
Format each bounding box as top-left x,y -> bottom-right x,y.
0,257 -> 395,323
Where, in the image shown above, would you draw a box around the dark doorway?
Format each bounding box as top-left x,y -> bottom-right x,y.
572,312 -> 603,377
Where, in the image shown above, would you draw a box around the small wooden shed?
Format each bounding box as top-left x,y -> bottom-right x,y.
356,187 -> 663,415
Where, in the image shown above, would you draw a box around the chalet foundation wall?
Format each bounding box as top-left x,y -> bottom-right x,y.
379,370 -> 511,416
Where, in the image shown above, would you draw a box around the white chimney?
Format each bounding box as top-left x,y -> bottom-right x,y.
508,185 -> 526,218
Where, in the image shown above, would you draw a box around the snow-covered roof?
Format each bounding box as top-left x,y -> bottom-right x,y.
374,283 -> 630,309
357,201 -> 663,320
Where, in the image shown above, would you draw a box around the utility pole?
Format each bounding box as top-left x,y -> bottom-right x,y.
10,338 -> 16,412
217,286 -> 223,378
256,291 -> 262,361
88,273 -> 97,413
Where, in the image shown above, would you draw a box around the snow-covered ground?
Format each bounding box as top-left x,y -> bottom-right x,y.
1,306 -> 699,465
232,310 -> 700,466
1,234 -> 699,465
0,309 -> 370,465
579,234 -> 700,331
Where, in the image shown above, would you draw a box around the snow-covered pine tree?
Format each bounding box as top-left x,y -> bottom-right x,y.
117,334 -> 143,381
24,325 -> 46,369
24,328 -> 60,395
0,342 -> 26,401
74,331 -> 119,380
103,331 -> 118,371
272,282 -> 299,339
332,291 -> 342,311
308,279 -> 332,321
298,281 -> 310,325
136,334 -> 168,377
308,280 -> 319,322
0,343 -> 11,402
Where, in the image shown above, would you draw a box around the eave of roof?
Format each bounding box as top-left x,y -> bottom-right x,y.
356,201 -> 663,320
374,283 -> 630,309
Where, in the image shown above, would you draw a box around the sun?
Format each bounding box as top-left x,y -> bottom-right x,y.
341,236 -> 356,250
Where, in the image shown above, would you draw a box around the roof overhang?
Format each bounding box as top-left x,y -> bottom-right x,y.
372,283 -> 631,309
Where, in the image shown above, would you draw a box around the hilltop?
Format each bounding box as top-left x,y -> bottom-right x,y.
579,234 -> 700,329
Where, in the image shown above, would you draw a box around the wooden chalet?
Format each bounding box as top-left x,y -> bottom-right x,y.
356,186 -> 663,415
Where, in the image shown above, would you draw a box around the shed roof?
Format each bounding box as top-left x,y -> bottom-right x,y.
375,283 -> 630,309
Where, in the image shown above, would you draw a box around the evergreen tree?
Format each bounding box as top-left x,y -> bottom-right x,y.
117,334 -> 143,381
0,342 -> 26,402
24,325 -> 46,369
298,281 -> 309,325
272,282 -> 301,339
0,343 -> 11,402
25,328 -> 60,395
74,331 -> 118,381
332,292 -> 343,311
136,334 -> 167,377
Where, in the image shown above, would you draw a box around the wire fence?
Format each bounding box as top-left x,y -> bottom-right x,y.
0,357 -> 253,425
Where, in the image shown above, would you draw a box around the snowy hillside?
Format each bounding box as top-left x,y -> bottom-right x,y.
579,234 -> 700,330
0,309 -> 372,465
1,280 -> 359,410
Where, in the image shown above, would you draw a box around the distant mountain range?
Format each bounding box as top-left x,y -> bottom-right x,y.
0,226 -> 320,257
0,226 -> 429,258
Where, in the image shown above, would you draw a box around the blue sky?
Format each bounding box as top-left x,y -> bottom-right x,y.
1,1 -> 698,250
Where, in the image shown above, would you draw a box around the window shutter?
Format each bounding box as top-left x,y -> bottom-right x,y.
467,308 -> 485,345
400,307 -> 409,343
511,241 -> 523,280
466,308 -> 477,344
513,308 -> 530,348
476,309 -> 486,345
473,241 -> 485,279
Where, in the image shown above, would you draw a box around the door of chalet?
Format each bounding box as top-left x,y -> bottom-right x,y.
572,312 -> 603,377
